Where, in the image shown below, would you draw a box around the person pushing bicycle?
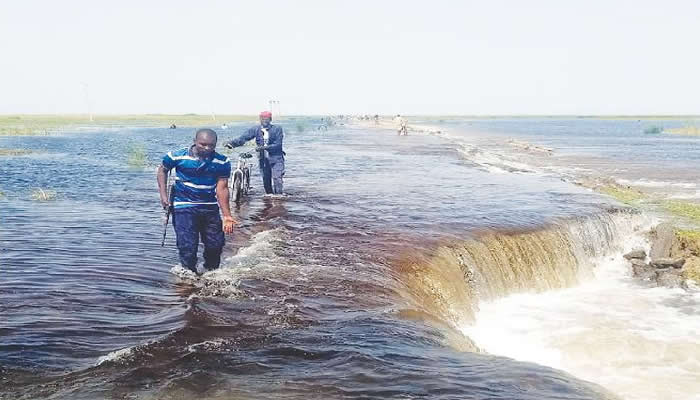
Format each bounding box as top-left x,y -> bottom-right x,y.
224,111 -> 285,195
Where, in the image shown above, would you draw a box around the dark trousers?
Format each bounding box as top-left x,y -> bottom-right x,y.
261,158 -> 273,194
261,157 -> 285,195
172,207 -> 224,273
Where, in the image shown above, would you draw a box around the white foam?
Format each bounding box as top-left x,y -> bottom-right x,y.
461,237 -> 700,400
616,178 -> 697,189
171,229 -> 285,298
456,145 -> 539,174
96,346 -> 136,365
669,191 -> 700,200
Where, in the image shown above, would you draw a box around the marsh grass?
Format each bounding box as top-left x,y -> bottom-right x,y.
599,185 -> 645,205
126,144 -> 148,168
664,201 -> 700,223
643,126 -> 662,134
666,125 -> 700,136
31,188 -> 57,201
0,148 -> 34,156
0,114 -> 255,136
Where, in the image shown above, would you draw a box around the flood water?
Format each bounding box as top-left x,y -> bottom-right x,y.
1,118 -> 699,399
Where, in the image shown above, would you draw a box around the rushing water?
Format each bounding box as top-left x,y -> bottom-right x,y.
1,118 -> 698,399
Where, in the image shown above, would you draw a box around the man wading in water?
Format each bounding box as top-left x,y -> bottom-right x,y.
225,111 -> 285,195
157,129 -> 235,274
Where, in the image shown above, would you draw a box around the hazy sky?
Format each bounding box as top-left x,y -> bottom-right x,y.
2,0 -> 699,115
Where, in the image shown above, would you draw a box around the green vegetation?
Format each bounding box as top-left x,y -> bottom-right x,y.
665,125 -> 700,136
126,144 -> 148,168
0,114 -> 256,136
31,188 -> 57,201
0,148 -> 34,156
676,229 -> 700,242
643,126 -> 662,134
599,185 -> 645,205
664,201 -> 700,223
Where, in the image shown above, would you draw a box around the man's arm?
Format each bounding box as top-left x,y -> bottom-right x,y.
157,165 -> 171,210
216,177 -> 236,234
225,127 -> 258,149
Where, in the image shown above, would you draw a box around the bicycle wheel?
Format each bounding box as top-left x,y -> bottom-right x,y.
244,169 -> 250,194
232,174 -> 243,203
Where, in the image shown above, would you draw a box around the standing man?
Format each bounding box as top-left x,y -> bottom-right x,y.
225,111 -> 285,195
157,128 -> 235,274
395,114 -> 407,135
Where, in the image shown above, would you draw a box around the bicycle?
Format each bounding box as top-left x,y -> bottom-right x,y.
229,151 -> 253,203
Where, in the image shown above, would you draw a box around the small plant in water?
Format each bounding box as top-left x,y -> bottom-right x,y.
31,188 -> 57,201
127,144 -> 148,168
0,148 -> 34,156
296,123 -> 305,133
643,126 -> 663,134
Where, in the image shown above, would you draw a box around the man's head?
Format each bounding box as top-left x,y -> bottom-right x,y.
260,111 -> 272,127
193,128 -> 217,157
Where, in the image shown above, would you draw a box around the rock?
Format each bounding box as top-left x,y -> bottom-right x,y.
623,249 -> 646,260
650,223 -> 675,259
630,259 -> 647,268
656,270 -> 684,288
632,263 -> 657,281
650,258 -> 686,269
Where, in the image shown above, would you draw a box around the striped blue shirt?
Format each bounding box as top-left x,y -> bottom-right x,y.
162,146 -> 231,209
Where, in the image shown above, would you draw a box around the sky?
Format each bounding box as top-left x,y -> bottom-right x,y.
1,0 -> 699,115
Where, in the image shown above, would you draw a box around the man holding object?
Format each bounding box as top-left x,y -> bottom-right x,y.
157,128 -> 235,274
225,111 -> 285,195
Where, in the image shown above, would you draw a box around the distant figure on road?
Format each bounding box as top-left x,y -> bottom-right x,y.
395,115 -> 407,136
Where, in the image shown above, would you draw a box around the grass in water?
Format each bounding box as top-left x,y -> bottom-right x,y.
0,148 -> 34,156
31,188 -> 57,201
665,125 -> 700,136
0,114 -> 256,136
599,186 -> 645,205
126,144 -> 148,168
643,126 -> 662,134
664,201 -> 700,223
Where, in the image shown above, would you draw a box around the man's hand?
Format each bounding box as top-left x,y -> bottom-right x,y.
160,196 -> 170,211
255,145 -> 267,152
222,216 -> 236,234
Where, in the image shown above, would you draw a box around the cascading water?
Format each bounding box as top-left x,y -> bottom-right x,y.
395,209 -> 648,329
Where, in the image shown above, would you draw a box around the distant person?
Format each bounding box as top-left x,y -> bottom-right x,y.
221,123 -> 229,130
395,115 -> 407,135
225,111 -> 285,195
170,124 -> 177,129
157,128 -> 235,274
